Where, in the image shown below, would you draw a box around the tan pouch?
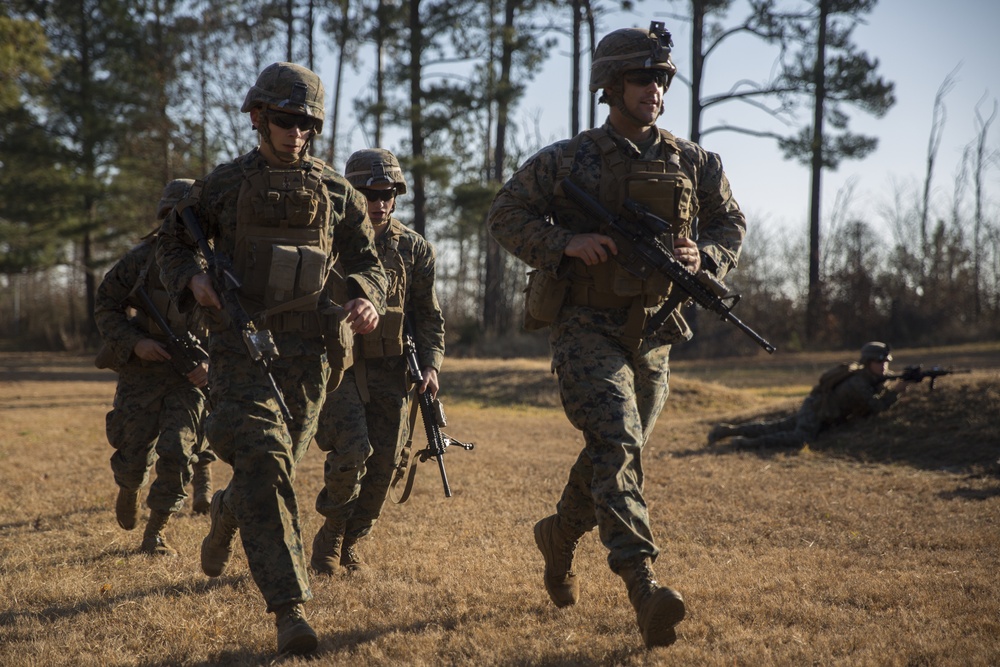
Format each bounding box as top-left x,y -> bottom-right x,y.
322,310 -> 354,391
524,269 -> 570,331
94,341 -> 119,371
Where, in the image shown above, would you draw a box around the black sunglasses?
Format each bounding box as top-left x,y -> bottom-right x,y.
268,110 -> 319,133
359,187 -> 396,202
624,70 -> 669,88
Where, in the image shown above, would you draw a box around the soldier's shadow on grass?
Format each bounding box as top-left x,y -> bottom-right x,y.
0,574 -> 247,632
142,648 -> 276,667
0,504 -> 105,533
313,607 -> 644,667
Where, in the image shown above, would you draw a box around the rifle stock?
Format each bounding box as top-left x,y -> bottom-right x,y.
179,206 -> 293,423
561,179 -> 775,354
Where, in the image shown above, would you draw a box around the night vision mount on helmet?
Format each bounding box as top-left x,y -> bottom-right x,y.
589,21 -> 677,93
241,62 -> 326,134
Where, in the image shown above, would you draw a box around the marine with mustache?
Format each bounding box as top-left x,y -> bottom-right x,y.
487,22 -> 747,650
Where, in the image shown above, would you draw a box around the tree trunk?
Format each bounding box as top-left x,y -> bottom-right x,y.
408,0 -> 427,237
805,0 -> 828,343
483,0 -> 518,333
570,0 -> 581,136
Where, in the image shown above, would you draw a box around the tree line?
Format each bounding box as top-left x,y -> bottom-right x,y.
1,0 -> 997,356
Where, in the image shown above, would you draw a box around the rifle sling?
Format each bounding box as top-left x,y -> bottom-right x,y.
388,385 -> 422,505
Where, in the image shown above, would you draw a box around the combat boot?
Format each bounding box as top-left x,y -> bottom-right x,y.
707,423 -> 738,444
533,514 -> 582,607
274,603 -> 318,655
310,519 -> 345,575
619,559 -> 686,649
340,537 -> 364,572
201,490 -> 239,577
139,510 -> 177,556
115,487 -> 140,530
191,460 -> 213,515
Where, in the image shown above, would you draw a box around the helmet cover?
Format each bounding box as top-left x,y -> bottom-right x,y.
241,62 -> 325,133
344,148 -> 408,195
590,21 -> 677,92
859,341 -> 893,363
156,179 -> 195,220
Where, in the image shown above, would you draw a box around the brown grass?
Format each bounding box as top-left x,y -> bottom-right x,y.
1,347 -> 998,666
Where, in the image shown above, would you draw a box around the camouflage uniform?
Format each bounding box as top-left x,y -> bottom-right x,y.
96,240 -> 208,515
156,148 -> 386,613
489,119 -> 745,574
314,216 -> 444,544
718,365 -> 904,449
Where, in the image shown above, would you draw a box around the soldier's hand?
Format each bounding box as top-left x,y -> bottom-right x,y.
673,237 -> 701,272
420,367 -> 440,401
187,360 -> 209,388
344,298 -> 379,334
565,233 -> 617,265
134,338 -> 170,362
189,272 -> 222,310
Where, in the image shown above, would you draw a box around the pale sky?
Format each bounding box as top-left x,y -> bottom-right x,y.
520,0 -> 1000,242
331,1 -> 1000,245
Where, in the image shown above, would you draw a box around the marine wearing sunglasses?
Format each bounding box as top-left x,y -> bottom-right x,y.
267,109 -> 320,133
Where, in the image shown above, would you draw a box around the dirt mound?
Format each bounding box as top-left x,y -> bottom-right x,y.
816,372 -> 1000,475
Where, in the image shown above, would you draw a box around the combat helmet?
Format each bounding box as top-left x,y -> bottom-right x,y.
156,179 -> 195,220
859,341 -> 892,363
590,21 -> 677,93
344,148 -> 407,195
241,62 -> 325,133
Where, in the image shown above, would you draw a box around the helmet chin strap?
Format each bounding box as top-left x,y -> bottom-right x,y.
256,109 -> 313,165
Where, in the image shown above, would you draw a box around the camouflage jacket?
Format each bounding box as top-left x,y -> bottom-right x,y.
810,367 -> 902,427
156,149 -> 387,358
95,238 -> 208,371
487,119 -> 746,341
372,217 -> 445,371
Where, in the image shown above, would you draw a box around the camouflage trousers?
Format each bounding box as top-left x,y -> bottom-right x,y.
550,317 -> 672,574
728,394 -> 822,448
106,363 -> 207,513
203,348 -> 328,613
314,357 -> 409,541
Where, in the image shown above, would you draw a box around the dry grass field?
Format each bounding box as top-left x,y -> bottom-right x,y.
1,344 -> 998,666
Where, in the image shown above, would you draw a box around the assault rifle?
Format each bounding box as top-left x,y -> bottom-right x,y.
133,284 -> 209,381
402,321 -> 474,498
179,206 -> 293,423
561,179 -> 776,354
887,365 -> 971,390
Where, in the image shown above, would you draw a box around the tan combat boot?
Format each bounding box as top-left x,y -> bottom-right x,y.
115,487 -> 140,530
533,514 -> 582,607
191,460 -> 213,514
274,603 -> 318,655
340,537 -> 364,572
310,519 -> 345,575
620,559 -> 686,649
201,490 -> 239,577
139,510 -> 177,556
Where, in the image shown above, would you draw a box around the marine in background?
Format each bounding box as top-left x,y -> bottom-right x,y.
94,178 -> 212,556
708,341 -> 918,449
310,148 -> 445,575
